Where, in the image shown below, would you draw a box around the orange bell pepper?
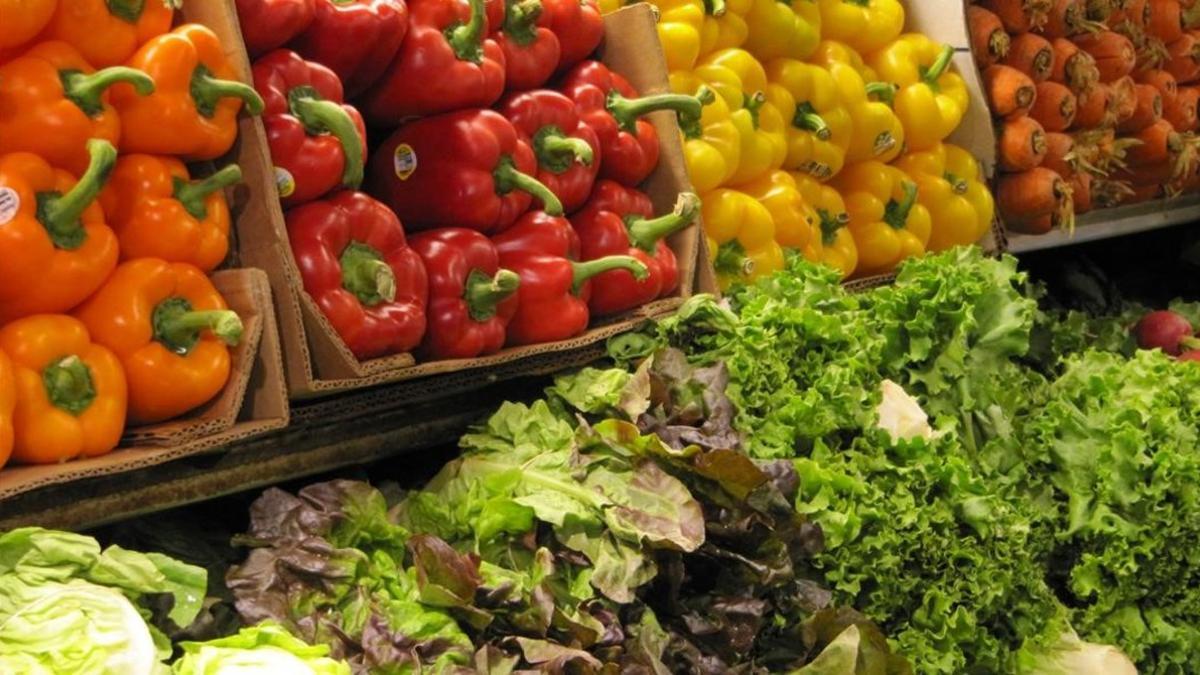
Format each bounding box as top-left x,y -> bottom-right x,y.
0,348 -> 14,471
42,0 -> 178,68
101,156 -> 241,272
0,139 -> 119,324
0,0 -> 56,51
0,315 -> 127,463
0,41 -> 155,176
112,24 -> 265,161
75,258 -> 243,425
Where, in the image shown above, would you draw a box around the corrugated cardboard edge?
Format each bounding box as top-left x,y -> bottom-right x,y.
230,3 -> 700,397
0,268 -> 290,500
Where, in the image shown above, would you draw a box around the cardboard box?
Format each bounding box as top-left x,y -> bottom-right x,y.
228,2 -> 700,397
0,269 -> 289,500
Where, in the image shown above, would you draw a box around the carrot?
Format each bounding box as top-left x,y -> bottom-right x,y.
1136,36 -> 1171,71
999,115 -> 1050,170
1076,31 -> 1138,81
1051,37 -> 1101,92
1111,0 -> 1150,30
969,7 -> 1012,67
1071,170 -> 1093,212
1165,85 -> 1200,129
1166,32 -> 1200,83
1150,0 -> 1185,43
1127,182 -> 1166,202
1073,81 -> 1114,127
997,167 -> 1074,234
1041,0 -> 1087,37
1090,178 -> 1137,206
981,0 -> 1054,32
1041,130 -> 1087,174
1003,33 -> 1056,81
1073,127 -> 1141,171
1125,117 -> 1183,165
1031,80 -> 1079,129
985,65 -> 1039,118
1117,82 -> 1164,131
1136,68 -> 1180,100
1109,75 -> 1139,122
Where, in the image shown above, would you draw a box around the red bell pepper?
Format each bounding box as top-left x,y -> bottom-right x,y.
253,50 -> 367,207
497,89 -> 600,214
542,0 -> 603,73
494,210 -> 648,345
235,0 -> 315,56
409,228 -> 520,359
495,0 -> 561,91
369,108 -> 563,233
571,182 -> 699,316
360,0 -> 505,125
286,190 -> 428,359
561,60 -> 711,186
291,0 -> 408,97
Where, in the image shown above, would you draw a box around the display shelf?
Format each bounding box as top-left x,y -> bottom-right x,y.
1006,195 -> 1200,254
0,372 -> 558,532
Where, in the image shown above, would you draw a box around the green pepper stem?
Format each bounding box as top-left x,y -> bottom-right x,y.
174,164 -> 242,221
793,101 -> 831,140
289,87 -> 364,189
536,129 -> 595,171
494,156 -> 564,215
160,310 -> 243,349
447,0 -> 488,63
626,192 -> 700,252
818,208 -> 849,246
62,66 -> 155,117
191,64 -> 265,119
883,180 -> 919,230
713,240 -> 754,278
704,0 -> 726,16
865,81 -> 897,105
36,139 -> 117,251
105,0 -> 147,22
43,355 -> 97,417
571,255 -> 649,294
743,91 -> 766,129
922,45 -> 955,86
504,0 -> 544,46
340,242 -> 396,307
681,86 -> 717,139
465,268 -> 521,322
607,89 -> 706,134
944,171 -> 968,195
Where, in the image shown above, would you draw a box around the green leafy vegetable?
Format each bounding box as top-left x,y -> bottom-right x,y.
172,622 -> 350,674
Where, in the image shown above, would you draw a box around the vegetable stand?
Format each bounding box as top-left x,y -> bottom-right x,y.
1,0 -> 1199,673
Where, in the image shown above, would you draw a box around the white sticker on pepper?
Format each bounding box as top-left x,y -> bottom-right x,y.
0,188 -> 19,225
393,144 -> 417,181
274,167 -> 296,198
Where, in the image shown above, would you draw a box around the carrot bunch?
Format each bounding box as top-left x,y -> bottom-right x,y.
971,0 -> 1200,229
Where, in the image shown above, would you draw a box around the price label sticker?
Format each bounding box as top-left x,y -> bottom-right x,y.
0,188 -> 19,225
393,144 -> 417,181
274,167 -> 296,198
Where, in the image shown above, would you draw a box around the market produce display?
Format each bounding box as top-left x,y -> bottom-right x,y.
0,6 -> 258,473
241,0 -> 700,366
971,0 -> 1200,233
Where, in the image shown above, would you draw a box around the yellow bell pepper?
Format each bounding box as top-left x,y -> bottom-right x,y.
810,41 -> 905,165
699,49 -> 787,186
792,172 -> 857,278
764,59 -> 852,182
817,0 -> 905,56
700,0 -> 751,56
702,188 -> 784,290
740,170 -> 815,251
670,71 -> 741,192
893,143 -> 995,252
648,0 -> 706,71
597,0 -> 624,13
868,35 -> 969,152
832,161 -> 931,277
743,0 -> 820,63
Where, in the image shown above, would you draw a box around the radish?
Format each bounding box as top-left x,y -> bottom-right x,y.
1134,310 -> 1200,354
1179,350 -> 1200,362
